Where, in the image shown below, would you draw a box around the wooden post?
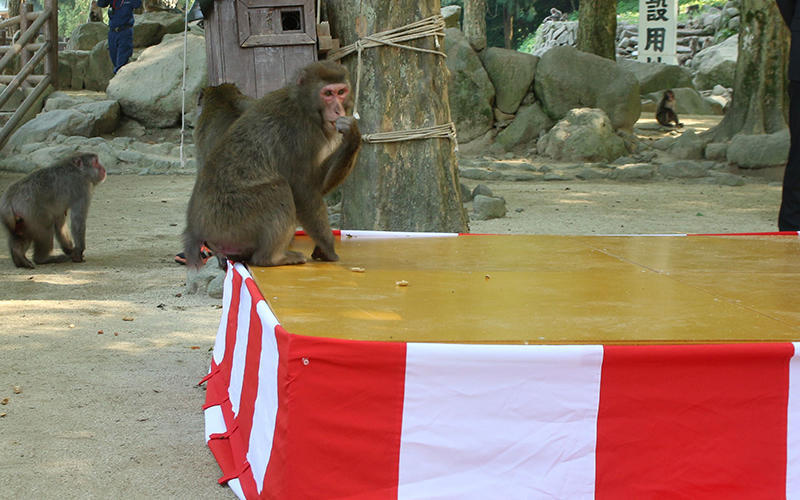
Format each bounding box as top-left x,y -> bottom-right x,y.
327,0 -> 468,233
18,1 -> 30,88
44,0 -> 57,86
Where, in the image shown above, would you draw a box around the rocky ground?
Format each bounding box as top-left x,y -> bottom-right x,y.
0,115 -> 788,498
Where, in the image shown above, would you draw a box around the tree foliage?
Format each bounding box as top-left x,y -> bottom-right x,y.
58,0 -> 100,39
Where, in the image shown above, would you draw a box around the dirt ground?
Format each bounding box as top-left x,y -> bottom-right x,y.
0,163 -> 787,497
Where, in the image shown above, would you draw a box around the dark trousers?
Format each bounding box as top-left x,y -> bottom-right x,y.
780,81 -> 800,231
108,26 -> 133,74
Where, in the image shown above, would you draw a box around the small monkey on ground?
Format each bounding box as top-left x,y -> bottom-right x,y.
656,89 -> 683,128
184,60 -> 361,268
0,153 -> 106,269
88,1 -> 103,23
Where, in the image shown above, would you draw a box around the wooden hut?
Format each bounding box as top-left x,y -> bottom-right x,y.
203,0 -> 317,98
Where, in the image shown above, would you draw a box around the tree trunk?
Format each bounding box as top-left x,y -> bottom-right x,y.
707,0 -> 789,141
576,0 -> 617,60
327,0 -> 468,233
502,4 -> 513,50
463,0 -> 487,52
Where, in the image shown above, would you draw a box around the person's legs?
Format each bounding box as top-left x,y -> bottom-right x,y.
779,81 -> 800,231
107,29 -> 119,72
114,27 -> 134,73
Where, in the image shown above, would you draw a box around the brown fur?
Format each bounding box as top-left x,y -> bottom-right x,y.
193,83 -> 254,174
0,153 -> 106,269
656,89 -> 683,127
183,61 -> 362,268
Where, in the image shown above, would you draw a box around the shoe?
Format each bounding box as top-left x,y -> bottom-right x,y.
175,245 -> 214,265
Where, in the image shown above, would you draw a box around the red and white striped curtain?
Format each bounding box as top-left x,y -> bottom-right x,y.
203,262 -> 800,499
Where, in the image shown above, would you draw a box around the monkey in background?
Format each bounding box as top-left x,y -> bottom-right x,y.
0,153 -> 106,269
184,61 -> 361,268
656,89 -> 684,128
88,1 -> 104,23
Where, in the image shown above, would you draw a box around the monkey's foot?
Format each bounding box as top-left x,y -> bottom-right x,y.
311,245 -> 339,261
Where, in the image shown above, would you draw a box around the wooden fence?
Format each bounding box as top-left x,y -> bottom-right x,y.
0,0 -> 57,149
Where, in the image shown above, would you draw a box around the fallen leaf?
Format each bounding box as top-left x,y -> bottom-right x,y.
122,316 -> 134,322
395,280 -> 409,287
98,330 -> 104,335
190,346 -> 201,350
12,386 -> 21,394
1,398 -> 9,405
0,412 -> 6,417
114,332 -> 119,336
351,267 -> 366,273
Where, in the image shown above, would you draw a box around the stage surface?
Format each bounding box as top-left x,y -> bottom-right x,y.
250,233 -> 800,344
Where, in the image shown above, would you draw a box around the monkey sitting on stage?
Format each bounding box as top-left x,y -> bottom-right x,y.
183,60 -> 362,268
1,153 -> 106,269
656,89 -> 683,128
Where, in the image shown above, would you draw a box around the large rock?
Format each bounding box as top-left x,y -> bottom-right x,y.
727,130 -> 789,168
691,34 -> 738,89
441,5 -> 461,29
536,108 -> 628,162
644,87 -> 718,115
66,22 -> 108,51
85,40 -> 115,91
133,11 -> 186,47
617,59 -> 694,94
5,110 -> 93,152
481,47 -> 538,114
58,50 -> 91,90
494,102 -> 554,151
535,46 -> 641,130
444,28 -> 495,143
106,33 -> 207,128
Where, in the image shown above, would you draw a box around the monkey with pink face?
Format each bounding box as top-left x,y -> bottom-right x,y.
184,61 -> 361,268
1,152 -> 106,268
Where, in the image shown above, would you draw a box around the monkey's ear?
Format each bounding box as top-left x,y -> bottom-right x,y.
72,156 -> 83,168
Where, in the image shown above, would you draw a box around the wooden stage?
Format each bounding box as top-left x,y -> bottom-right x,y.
250,233 -> 800,345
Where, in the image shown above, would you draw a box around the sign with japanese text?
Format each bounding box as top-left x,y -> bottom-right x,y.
638,0 -> 678,64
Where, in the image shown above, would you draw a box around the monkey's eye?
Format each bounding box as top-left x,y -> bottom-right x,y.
324,90 -> 334,97
338,89 -> 347,96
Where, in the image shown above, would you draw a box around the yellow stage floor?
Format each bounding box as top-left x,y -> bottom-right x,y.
249,234 -> 800,344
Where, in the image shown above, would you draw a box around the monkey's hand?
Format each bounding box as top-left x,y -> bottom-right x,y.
335,116 -> 360,137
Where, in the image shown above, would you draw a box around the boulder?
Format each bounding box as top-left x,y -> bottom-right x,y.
644,87 -> 718,115
441,5 -> 461,29
85,40 -> 115,91
66,22 -> 108,51
133,11 -> 186,47
494,102 -> 554,151
472,195 -> 506,220
57,50 -> 91,90
727,130 -> 790,168
0,84 -> 25,111
444,28 -> 495,143
5,110 -> 93,152
617,58 -> 694,94
481,47 -> 538,114
536,108 -> 628,162
75,100 -> 121,135
691,35 -> 738,89
665,129 -> 707,160
534,46 -> 641,130
106,33 -> 207,128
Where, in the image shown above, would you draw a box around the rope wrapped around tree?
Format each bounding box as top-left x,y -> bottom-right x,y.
327,14 -> 457,147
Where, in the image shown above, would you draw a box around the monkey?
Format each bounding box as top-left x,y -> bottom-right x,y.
193,83 -> 254,173
656,89 -> 683,128
88,1 -> 104,23
183,60 -> 361,269
0,153 -> 106,269
173,83 -> 254,267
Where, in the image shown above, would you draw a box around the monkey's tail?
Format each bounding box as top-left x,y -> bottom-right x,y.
183,230 -> 204,270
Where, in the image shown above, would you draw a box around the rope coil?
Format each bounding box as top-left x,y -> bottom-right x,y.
328,14 -> 457,149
